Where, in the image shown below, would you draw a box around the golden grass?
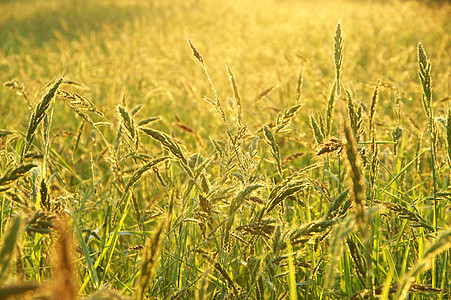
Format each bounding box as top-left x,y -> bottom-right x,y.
0,0 -> 449,299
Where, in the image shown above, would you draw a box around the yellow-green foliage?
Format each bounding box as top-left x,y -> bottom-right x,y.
0,0 -> 450,299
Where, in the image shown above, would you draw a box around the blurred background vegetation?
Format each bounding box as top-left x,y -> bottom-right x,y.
1,0 -> 449,137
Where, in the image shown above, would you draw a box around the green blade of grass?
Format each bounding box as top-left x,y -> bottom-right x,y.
380,148 -> 429,195
380,270 -> 393,300
286,239 -> 298,300
50,148 -> 83,183
382,248 -> 399,283
0,217 -> 21,281
73,212 -> 100,291
98,192 -> 133,289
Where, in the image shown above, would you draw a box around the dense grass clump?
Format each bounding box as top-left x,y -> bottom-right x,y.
0,0 -> 450,299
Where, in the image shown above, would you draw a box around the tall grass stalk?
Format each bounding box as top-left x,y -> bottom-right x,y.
418,43 -> 439,287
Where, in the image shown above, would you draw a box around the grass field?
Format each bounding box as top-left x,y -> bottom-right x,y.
0,0 -> 450,299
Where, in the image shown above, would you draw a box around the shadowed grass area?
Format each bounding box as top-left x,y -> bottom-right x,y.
0,0 -> 147,53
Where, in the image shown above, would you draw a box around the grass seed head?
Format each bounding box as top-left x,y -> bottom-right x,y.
226,63 -> 243,126
296,69 -> 303,103
316,138 -> 342,156
334,22 -> 344,96
310,115 -> 325,145
118,105 -> 136,140
344,124 -> 366,237
21,78 -> 63,162
263,125 -> 282,175
369,80 -> 381,135
187,36 -> 204,65
275,104 -> 302,133
0,163 -> 37,188
57,89 -> 103,116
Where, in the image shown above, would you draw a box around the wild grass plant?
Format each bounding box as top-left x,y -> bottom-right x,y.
0,0 -> 450,299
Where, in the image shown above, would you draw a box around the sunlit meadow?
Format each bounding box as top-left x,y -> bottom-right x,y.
0,0 -> 450,299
